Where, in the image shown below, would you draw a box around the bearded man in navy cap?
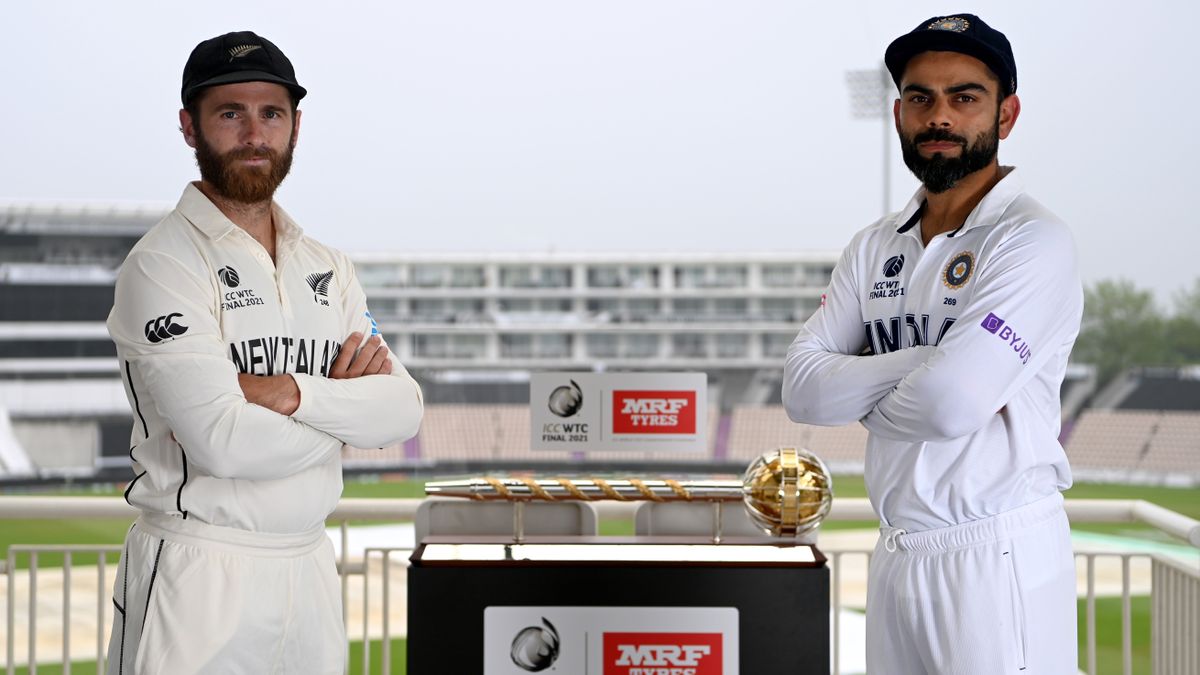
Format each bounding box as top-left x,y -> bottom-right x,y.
104,31 -> 423,673
784,14 -> 1081,673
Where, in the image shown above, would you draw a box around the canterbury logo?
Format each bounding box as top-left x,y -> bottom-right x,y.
306,270 -> 334,297
228,45 -> 262,60
144,313 -> 188,343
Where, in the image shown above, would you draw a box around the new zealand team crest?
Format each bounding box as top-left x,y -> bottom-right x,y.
943,251 -> 974,289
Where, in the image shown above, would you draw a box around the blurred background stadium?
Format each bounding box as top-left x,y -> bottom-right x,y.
1,204 -> 1197,484
1,205 -> 1196,674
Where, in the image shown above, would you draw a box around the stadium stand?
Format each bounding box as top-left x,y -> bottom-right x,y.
726,406 -> 866,471
1066,410 -> 1200,480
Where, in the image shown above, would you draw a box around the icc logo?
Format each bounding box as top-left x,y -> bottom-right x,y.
511,618 -> 560,672
217,266 -> 240,287
548,380 -> 583,418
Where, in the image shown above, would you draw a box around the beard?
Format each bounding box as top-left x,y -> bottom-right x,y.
194,129 -> 294,204
900,117 -> 999,194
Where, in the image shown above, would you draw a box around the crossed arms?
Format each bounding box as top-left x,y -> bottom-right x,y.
783,223 -> 1081,442
110,249 -> 423,481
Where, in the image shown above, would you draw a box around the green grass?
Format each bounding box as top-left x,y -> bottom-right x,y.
12,638 -> 409,675
1078,596 -> 1150,675
10,600 -> 1153,675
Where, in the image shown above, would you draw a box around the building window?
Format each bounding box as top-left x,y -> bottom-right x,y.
761,298 -> 798,322
448,266 -> 485,288
499,266 -> 572,288
586,334 -> 619,358
713,298 -> 748,318
761,264 -> 798,288
762,333 -> 795,358
412,334 -> 486,359
672,334 -> 707,358
356,264 -> 403,288
411,265 -> 448,288
625,334 -> 660,358
715,334 -> 749,358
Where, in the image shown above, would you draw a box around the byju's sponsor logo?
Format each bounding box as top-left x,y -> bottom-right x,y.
979,312 -> 1032,364
548,380 -> 584,418
217,266 -> 240,288
882,254 -> 905,278
144,313 -> 188,343
305,270 -> 333,306
510,618 -> 560,672
612,391 -> 696,434
604,632 -> 722,675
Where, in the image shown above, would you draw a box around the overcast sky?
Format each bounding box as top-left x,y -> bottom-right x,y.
3,1 -> 1197,305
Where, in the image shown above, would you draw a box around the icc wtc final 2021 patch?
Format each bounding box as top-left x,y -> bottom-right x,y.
943,251 -> 975,289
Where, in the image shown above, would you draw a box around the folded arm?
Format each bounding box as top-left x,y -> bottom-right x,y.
110,250 -> 343,481
782,240 -> 935,425
862,221 -> 1083,441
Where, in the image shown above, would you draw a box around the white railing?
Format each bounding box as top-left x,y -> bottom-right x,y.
2,497 -> 1198,674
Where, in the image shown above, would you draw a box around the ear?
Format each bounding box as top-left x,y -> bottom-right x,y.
291,108 -> 302,148
892,98 -> 902,135
180,108 -> 198,149
998,94 -> 1021,140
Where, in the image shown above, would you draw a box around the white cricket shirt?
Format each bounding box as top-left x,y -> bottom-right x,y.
783,168 -> 1083,531
108,184 -> 423,534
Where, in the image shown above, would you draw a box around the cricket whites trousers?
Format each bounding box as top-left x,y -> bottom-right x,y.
106,513 -> 344,674
866,492 -> 1078,674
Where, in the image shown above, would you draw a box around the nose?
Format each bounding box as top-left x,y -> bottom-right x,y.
240,116 -> 267,146
926,97 -> 954,129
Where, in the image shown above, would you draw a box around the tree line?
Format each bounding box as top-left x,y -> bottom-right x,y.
1073,279 -> 1200,388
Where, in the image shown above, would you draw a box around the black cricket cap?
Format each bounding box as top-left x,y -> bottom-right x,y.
181,31 -> 307,106
885,14 -> 1017,98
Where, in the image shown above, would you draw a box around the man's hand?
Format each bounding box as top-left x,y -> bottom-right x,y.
238,374 -> 300,415
330,332 -> 393,379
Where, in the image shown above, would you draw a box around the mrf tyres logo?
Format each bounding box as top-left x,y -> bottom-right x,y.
145,313 -> 188,343
510,618 -> 560,672
980,312 -> 1032,364
612,391 -> 696,435
604,632 -> 722,675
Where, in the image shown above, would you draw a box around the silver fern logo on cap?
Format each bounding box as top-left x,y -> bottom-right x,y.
228,44 -> 262,60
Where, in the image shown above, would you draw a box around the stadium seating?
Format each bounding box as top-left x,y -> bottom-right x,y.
1066,410 -> 1200,476
726,406 -> 866,469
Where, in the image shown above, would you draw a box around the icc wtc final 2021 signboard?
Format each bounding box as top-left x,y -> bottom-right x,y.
530,372 -> 708,453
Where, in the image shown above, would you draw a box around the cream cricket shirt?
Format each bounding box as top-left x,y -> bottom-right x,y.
109,184 -> 423,534
783,168 -> 1083,531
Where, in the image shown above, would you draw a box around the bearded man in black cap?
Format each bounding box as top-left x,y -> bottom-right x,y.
783,14 -> 1081,672
105,31 -> 423,673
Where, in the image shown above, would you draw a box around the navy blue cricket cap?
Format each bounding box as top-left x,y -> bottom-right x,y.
181,31 -> 307,106
885,14 -> 1017,97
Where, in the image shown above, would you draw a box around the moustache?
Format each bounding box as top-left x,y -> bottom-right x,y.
912,129 -> 968,146
224,147 -> 279,163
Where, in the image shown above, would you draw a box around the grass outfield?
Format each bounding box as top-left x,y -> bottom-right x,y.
10,600 -> 1148,675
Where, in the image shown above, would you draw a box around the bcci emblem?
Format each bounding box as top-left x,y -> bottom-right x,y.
548,380 -> 583,418
511,618 -> 560,672
927,16 -> 970,32
943,251 -> 975,289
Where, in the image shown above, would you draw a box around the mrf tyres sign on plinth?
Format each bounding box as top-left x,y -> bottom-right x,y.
530,373 -> 707,453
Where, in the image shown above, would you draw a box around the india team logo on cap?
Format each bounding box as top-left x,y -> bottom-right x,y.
943,251 -> 975,289
927,17 -> 970,32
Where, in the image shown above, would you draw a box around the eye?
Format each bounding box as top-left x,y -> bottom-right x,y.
955,94 -> 977,103
220,111 -> 238,119
908,94 -> 929,104
264,110 -> 280,119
